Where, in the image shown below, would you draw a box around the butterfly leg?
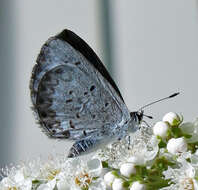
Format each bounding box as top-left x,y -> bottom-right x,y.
68,136 -> 100,158
127,135 -> 131,150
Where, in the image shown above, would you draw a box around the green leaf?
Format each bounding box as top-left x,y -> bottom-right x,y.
171,127 -> 183,138
102,161 -> 109,168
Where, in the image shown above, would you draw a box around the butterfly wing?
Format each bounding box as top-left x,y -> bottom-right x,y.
30,29 -> 130,146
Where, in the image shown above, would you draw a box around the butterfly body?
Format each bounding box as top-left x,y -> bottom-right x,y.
30,29 -> 140,157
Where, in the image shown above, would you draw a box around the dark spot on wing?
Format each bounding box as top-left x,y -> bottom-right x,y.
84,92 -> 88,95
83,130 -> 87,136
105,102 -> 109,107
69,120 -> 75,129
92,114 -> 96,119
62,130 -> 70,138
69,90 -> 73,95
76,113 -> 80,119
75,61 -> 81,65
52,129 -> 56,133
66,99 -> 73,103
41,111 -> 47,118
90,85 -> 95,91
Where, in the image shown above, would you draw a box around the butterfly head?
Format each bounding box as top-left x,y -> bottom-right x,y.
130,110 -> 144,125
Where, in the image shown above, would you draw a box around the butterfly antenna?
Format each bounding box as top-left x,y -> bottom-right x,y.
139,92 -> 180,111
143,114 -> 153,119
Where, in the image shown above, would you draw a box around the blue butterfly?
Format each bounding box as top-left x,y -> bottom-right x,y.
30,29 -> 178,158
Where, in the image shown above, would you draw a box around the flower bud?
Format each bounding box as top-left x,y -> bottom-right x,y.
112,178 -> 126,190
130,181 -> 146,190
120,163 -> 136,178
167,137 -> 187,154
104,171 -> 117,187
162,112 -> 181,126
153,121 -> 169,138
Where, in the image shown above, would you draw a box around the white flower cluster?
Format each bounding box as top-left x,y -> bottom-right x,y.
1,112 -> 198,190
0,157 -> 105,190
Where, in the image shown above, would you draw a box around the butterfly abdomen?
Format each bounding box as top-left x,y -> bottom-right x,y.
68,138 -> 97,158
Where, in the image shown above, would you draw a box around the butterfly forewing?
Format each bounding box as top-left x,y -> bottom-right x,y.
30,31 -> 130,143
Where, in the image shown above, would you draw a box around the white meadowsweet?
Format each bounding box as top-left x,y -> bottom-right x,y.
0,168 -> 32,190
130,181 -> 146,190
167,137 -> 188,154
104,171 -> 117,187
96,126 -> 159,168
1,112 -> 198,190
162,112 -> 181,126
120,163 -> 136,178
67,158 -> 104,190
153,121 -> 169,138
0,156 -> 105,190
112,178 -> 125,190
163,157 -> 198,190
180,118 -> 198,143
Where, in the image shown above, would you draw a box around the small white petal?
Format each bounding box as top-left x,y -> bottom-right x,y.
130,181 -> 146,190
162,112 -> 180,126
0,177 -> 14,186
37,179 -> 56,190
87,158 -> 102,176
104,171 -> 117,187
193,179 -> 198,190
167,137 -> 187,154
180,122 -> 198,143
57,180 -> 70,190
37,184 -> 53,190
112,178 -> 125,190
153,121 -> 169,138
20,179 -> 32,190
120,163 -> 136,178
14,170 -> 25,183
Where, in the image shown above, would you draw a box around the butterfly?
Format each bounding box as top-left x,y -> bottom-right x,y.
30,29 -> 178,158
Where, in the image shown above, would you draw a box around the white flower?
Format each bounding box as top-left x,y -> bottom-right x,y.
167,137 -> 188,154
66,158 -> 105,190
112,178 -> 126,190
180,118 -> 198,143
130,181 -> 146,190
153,121 -> 169,138
104,171 -> 117,187
0,155 -> 105,190
96,125 -> 158,168
120,163 -> 136,178
179,178 -> 198,190
163,158 -> 198,190
0,169 -> 32,190
163,112 -> 181,126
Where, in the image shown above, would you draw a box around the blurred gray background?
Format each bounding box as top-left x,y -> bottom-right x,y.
0,0 -> 198,167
